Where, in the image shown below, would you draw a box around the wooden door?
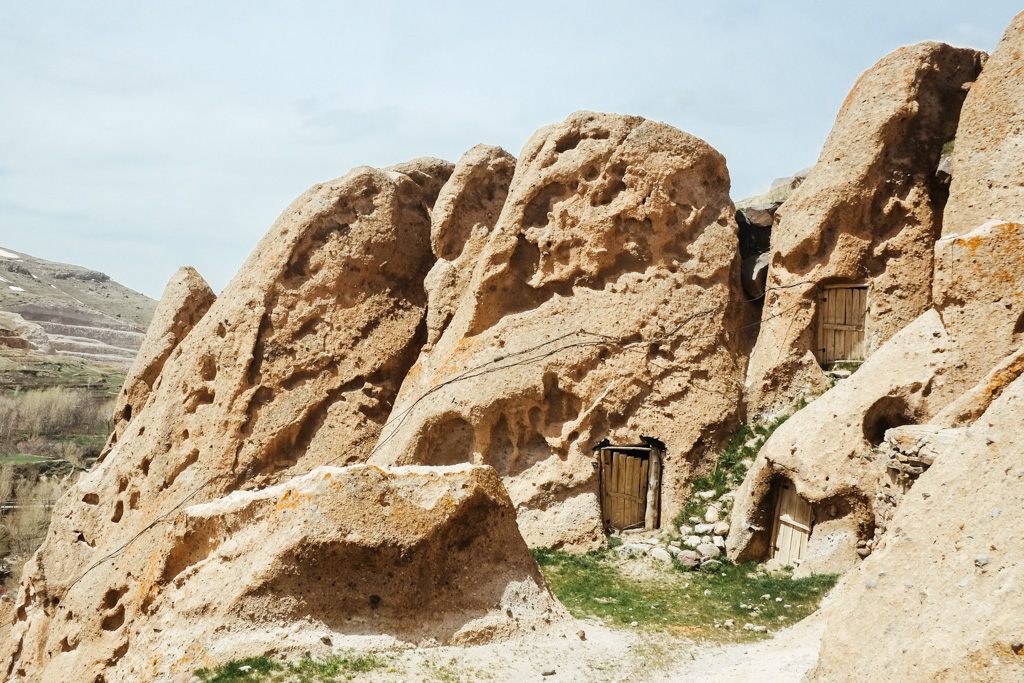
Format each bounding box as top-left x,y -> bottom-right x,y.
599,449 -> 649,531
770,479 -> 812,566
817,286 -> 867,364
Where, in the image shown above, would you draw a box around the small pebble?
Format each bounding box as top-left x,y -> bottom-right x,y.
541,667 -> 556,676
630,621 -> 638,627
865,580 -> 877,588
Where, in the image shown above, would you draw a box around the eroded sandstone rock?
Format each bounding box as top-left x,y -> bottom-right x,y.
727,310 -> 955,574
424,145 -> 516,349
744,42 -> 985,418
1,158 -> 454,681
944,12 -> 1024,235
807,371 -> 1024,682
105,266 -> 216,451
371,112 -> 748,550
6,465 -> 566,681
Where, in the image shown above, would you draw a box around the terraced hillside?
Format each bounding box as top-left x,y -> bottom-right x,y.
0,246 -> 155,367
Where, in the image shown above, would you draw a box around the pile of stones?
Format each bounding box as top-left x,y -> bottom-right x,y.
613,491 -> 734,571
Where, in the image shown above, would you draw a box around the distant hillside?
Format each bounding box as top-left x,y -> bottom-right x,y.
0,247 -> 156,367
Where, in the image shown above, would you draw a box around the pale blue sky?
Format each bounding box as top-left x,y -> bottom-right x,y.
1,1 -> 1018,297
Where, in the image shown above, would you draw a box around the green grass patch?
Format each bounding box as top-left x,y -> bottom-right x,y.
941,137 -> 955,156
0,453 -> 51,466
195,657 -> 280,683
533,548 -> 837,640
673,412 -> 794,528
195,652 -> 388,682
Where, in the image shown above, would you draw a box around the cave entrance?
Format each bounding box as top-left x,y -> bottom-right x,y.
595,437 -> 663,532
815,284 -> 868,365
770,478 -> 812,566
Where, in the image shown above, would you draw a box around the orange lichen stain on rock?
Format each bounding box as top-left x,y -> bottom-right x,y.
133,545 -> 167,612
274,489 -> 312,512
431,335 -> 482,387
984,357 -> 1024,400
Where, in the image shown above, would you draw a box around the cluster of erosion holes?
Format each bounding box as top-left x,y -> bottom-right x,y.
412,373 -> 586,476
100,586 -> 127,631
282,184 -> 378,294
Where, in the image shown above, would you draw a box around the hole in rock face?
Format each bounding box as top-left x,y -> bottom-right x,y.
1013,309 -> 1024,341
199,355 -> 218,382
122,405 -> 132,422
523,183 -> 570,229
412,417 -> 475,467
100,605 -> 124,631
102,588 -> 124,610
82,493 -> 99,505
110,500 -> 124,524
129,491 -> 140,510
554,132 -> 582,154
862,395 -> 915,446
140,458 -> 150,476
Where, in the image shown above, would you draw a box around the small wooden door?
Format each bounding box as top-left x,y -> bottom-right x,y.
599,449 -> 649,531
817,285 -> 868,364
770,479 -> 812,566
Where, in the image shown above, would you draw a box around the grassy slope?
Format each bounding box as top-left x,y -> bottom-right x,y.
533,549 -> 836,641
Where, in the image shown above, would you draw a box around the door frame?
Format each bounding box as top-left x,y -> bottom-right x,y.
815,282 -> 870,365
769,477 -> 813,566
595,438 -> 663,532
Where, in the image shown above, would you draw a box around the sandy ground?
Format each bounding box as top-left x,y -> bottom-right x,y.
346,609 -> 825,682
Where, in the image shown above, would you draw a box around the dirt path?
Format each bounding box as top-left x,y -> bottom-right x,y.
653,611 -> 825,682
359,611 -> 824,682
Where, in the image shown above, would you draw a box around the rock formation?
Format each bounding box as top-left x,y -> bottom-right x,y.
6,464 -> 567,682
744,42 -> 985,418
932,221 -> 1024,396
1,158 -> 461,681
424,145 -> 516,349
806,371 -> 1024,682
0,312 -> 52,355
943,12 -> 1024,236
799,16 -> 1024,678
105,266 -> 216,452
727,309 -> 955,574
371,111 -> 748,550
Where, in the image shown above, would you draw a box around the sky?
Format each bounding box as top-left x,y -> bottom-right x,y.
1,1 -> 1020,298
